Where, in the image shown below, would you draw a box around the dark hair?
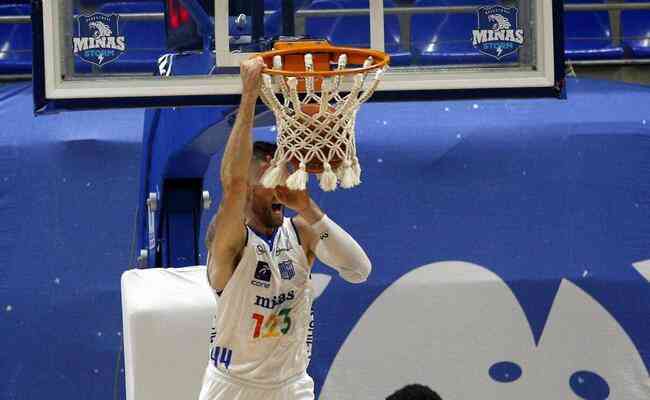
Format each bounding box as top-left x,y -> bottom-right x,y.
386,384 -> 442,400
252,141 -> 277,162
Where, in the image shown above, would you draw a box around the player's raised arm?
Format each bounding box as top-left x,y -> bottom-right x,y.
206,57 -> 266,291
276,187 -> 372,284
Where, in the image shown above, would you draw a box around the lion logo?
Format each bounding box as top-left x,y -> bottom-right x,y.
72,13 -> 126,67
472,6 -> 524,60
488,14 -> 512,30
88,21 -> 113,38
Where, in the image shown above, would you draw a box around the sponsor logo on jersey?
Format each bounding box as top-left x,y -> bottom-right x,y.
275,245 -> 292,256
254,261 -> 271,281
72,13 -> 126,67
320,231 -> 329,240
279,260 -> 295,280
251,280 -> 270,288
274,233 -> 293,256
251,261 -> 272,288
254,290 -> 295,310
472,6 -> 524,60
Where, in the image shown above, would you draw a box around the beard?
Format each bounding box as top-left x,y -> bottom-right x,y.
253,204 -> 284,229
266,207 -> 284,228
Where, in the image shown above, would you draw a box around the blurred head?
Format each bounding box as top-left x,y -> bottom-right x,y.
247,141 -> 284,229
386,384 -> 442,400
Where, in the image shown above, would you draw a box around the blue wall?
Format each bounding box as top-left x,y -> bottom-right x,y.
0,82 -> 142,399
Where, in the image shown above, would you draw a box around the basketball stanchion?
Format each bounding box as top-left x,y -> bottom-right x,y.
255,40 -> 389,191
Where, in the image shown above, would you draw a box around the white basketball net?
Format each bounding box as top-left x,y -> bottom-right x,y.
258,52 -> 386,191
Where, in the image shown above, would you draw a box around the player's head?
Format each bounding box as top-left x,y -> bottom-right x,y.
386,384 -> 442,400
247,141 -> 284,228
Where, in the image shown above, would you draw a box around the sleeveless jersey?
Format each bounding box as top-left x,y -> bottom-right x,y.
207,217 -> 314,385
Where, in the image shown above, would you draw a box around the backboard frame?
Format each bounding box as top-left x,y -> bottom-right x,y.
32,0 -> 565,114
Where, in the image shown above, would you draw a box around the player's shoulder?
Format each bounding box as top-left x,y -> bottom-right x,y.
289,215 -> 307,232
289,215 -> 316,248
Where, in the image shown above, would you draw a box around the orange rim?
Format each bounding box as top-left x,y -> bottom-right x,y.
255,44 -> 390,78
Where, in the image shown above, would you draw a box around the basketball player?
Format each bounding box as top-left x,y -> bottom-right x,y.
198,57 -> 372,400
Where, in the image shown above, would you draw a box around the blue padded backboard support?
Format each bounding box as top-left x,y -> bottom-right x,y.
138,104 -> 274,267
138,106 -> 235,267
161,178 -> 203,266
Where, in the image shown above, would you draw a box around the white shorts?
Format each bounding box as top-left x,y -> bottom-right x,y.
198,366 -> 315,400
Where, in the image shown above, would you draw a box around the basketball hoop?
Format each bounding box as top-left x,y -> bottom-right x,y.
255,40 -> 389,192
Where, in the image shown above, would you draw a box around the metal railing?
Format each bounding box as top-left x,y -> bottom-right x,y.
293,3 -> 650,17
0,12 -> 165,24
293,3 -> 650,35
0,9 -> 279,24
566,2 -> 650,11
1,3 -> 649,24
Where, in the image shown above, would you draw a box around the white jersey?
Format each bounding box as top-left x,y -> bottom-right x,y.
207,218 -> 314,385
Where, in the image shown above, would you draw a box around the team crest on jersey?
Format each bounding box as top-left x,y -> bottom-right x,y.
279,260 -> 295,280
73,13 -> 126,67
472,6 -> 524,60
256,244 -> 267,256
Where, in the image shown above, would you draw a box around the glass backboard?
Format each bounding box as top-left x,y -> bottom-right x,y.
32,0 -> 565,113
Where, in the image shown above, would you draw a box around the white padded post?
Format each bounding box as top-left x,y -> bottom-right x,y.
121,267 -> 216,400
